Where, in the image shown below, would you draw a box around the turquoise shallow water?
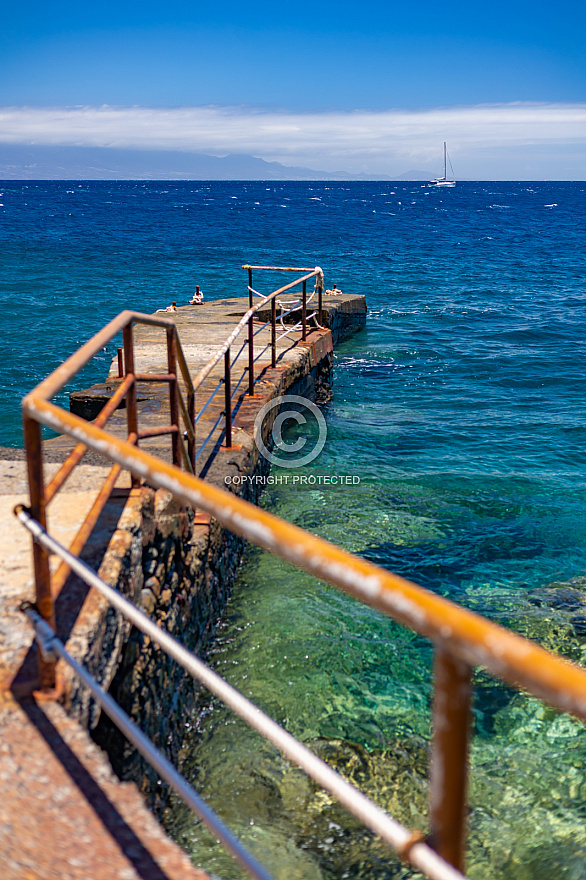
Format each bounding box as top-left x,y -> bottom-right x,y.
2,180 -> 586,877
164,357 -> 586,879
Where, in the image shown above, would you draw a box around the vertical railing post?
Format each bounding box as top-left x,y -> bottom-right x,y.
271,294 -> 277,368
429,646 -> 472,872
166,327 -> 181,467
224,348 -> 232,448
248,267 -> 254,396
23,414 -> 56,690
122,323 -> 140,488
117,347 -> 124,378
302,280 -> 307,341
318,283 -> 323,327
188,388 -> 196,472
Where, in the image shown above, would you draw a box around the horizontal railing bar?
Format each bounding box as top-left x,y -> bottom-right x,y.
277,325 -> 302,342
243,265 -> 319,272
22,603 -> 276,880
20,396 -> 586,721
231,338 -> 249,367
297,311 -> 319,332
253,318 -> 272,337
137,425 -> 179,440
44,449 -> 85,505
133,372 -> 176,383
229,364 -> 248,400
44,373 -> 135,504
253,343 -> 270,364
16,512 -> 467,880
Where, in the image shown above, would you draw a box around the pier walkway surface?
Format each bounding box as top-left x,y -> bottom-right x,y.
0,292 -> 366,880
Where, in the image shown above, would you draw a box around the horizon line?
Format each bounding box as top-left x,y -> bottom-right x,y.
1,177 -> 585,183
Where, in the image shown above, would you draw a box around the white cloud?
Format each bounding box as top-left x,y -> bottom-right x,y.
1,103 -> 585,176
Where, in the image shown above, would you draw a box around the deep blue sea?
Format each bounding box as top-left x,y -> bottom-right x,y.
2,180 -> 586,879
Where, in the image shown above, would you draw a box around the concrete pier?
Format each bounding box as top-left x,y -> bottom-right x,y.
0,291 -> 366,879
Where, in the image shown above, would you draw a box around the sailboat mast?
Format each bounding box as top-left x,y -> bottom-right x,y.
429,141 -> 455,186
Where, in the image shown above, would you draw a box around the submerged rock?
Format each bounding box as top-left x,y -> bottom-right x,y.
527,580 -> 586,643
528,586 -> 586,612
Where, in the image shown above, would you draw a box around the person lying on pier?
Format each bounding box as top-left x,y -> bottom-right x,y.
325,283 -> 343,295
190,285 -> 204,305
156,301 -> 178,312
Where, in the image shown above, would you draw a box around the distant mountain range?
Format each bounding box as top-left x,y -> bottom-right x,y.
0,145 -> 410,181
0,145 -> 433,181
392,170 -> 431,180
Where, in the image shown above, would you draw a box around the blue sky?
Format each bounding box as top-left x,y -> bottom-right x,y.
1,1 -> 585,177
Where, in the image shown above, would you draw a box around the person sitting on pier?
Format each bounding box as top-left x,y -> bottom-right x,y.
156,301 -> 178,313
190,285 -> 204,305
325,283 -> 343,296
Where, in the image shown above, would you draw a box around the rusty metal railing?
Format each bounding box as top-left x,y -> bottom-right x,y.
21,266 -> 326,689
191,265 -> 324,451
21,310 -> 197,691
15,272 -> 586,878
146,266 -> 325,460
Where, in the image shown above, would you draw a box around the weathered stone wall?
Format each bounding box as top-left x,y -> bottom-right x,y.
322,295 -> 369,341
93,486 -> 246,809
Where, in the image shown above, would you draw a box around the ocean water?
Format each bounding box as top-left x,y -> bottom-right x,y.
2,180 -> 586,878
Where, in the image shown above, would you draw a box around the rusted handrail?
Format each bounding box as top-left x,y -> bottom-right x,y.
22,310 -> 198,687
242,264 -> 317,272
20,270 -> 326,684
24,397 -> 586,719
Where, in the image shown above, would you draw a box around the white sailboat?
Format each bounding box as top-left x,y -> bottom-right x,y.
429,142 -> 456,187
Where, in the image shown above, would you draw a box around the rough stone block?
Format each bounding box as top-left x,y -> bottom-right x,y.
140,589 -> 156,616
144,575 -> 161,598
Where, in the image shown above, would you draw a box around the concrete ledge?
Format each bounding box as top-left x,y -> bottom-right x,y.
0,696 -> 207,880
